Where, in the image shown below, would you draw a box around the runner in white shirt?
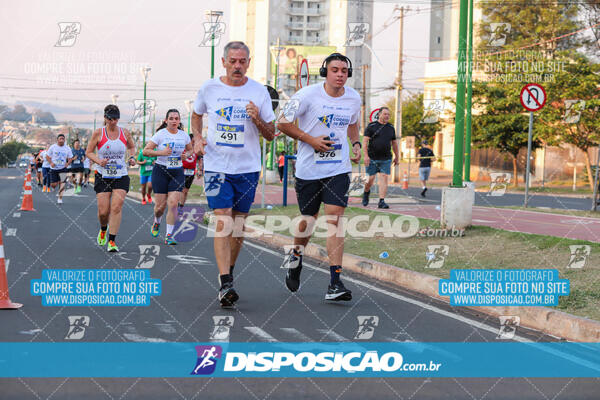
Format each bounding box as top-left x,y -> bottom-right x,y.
39,147 -> 51,192
86,104 -> 137,252
277,53 -> 361,301
192,41 -> 276,307
46,134 -> 75,204
143,109 -> 193,245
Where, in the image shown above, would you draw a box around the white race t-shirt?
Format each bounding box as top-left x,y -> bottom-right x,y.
289,82 -> 361,180
149,128 -> 191,168
47,144 -> 73,170
193,77 -> 276,174
40,150 -> 50,168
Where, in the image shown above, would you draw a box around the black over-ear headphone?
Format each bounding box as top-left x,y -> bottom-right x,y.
319,53 -> 353,78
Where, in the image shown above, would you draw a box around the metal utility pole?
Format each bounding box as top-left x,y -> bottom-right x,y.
362,64 -> 368,133
464,0 -> 474,182
393,5 -> 406,182
452,0 -> 469,187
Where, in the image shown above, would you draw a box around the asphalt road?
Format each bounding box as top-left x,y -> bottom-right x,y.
0,168 -> 598,399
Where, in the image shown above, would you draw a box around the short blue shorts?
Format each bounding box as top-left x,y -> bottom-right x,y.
204,171 -> 259,213
151,164 -> 184,194
366,158 -> 392,176
140,174 -> 152,185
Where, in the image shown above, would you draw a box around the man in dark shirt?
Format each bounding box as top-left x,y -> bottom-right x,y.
70,139 -> 86,193
417,140 -> 435,197
362,107 -> 399,208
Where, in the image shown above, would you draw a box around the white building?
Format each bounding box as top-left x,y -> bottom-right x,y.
229,0 -> 372,112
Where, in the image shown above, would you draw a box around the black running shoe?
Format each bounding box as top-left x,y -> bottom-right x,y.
218,282 -> 239,307
362,190 -> 370,206
325,280 -> 352,301
378,199 -> 389,209
282,249 -> 302,292
421,188 -> 427,197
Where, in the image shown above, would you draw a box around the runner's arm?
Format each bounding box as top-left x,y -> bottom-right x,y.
123,129 -> 137,165
191,112 -> 206,156
391,139 -> 400,164
277,122 -> 334,152
256,119 -> 275,141
142,140 -> 169,157
85,128 -> 104,166
347,122 -> 361,163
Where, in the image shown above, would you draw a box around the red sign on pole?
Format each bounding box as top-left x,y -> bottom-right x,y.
520,83 -> 546,112
369,108 -> 381,122
299,59 -> 309,88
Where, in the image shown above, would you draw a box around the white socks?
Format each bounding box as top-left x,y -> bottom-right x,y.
167,224 -> 174,235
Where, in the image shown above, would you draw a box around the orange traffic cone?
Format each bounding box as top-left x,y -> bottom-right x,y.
0,221 -> 22,309
20,175 -> 35,211
402,171 -> 409,190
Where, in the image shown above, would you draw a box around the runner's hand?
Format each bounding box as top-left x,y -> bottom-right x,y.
159,146 -> 173,156
98,159 -> 109,167
393,156 -> 399,166
194,138 -> 206,157
310,135 -> 335,152
350,143 -> 361,163
50,162 -> 55,168
364,155 -> 370,167
246,101 -> 259,122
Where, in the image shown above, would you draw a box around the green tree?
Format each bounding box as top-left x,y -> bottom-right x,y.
0,141 -> 30,167
470,2 -> 581,186
383,93 -> 440,147
538,52 -> 600,189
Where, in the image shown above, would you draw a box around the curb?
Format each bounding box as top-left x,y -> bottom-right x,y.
242,225 -> 600,343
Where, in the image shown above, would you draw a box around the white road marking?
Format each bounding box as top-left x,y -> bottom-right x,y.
244,326 -> 278,342
316,329 -> 350,342
201,227 -> 600,372
280,328 -> 313,341
5,228 -> 16,237
154,323 -> 176,334
12,212 -> 21,218
123,333 -> 167,343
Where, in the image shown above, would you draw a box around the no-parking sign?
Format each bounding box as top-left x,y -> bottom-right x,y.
520,83 -> 546,112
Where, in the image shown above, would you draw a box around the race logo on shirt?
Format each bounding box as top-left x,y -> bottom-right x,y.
216,106 -> 233,121
318,113 -> 351,129
216,105 -> 250,122
319,114 -> 334,128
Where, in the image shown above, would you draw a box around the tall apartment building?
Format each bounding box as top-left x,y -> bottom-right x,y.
422,0 -> 481,172
230,0 -> 372,112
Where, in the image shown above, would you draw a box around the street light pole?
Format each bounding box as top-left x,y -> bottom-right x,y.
270,38 -> 284,171
140,66 -> 151,146
205,10 -> 224,79
111,94 -> 119,105
93,111 -> 97,131
185,100 -> 194,134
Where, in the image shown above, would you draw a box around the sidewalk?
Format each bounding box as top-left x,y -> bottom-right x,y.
256,184 -> 600,243
362,202 -> 600,243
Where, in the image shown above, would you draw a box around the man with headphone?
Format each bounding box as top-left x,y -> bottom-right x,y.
277,53 -> 361,302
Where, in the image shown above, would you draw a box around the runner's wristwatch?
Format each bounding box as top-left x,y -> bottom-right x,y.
352,141 -> 362,148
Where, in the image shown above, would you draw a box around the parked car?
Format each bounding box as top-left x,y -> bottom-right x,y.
7,162 -> 16,168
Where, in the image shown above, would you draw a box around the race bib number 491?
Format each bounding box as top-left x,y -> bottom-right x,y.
216,124 -> 244,148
